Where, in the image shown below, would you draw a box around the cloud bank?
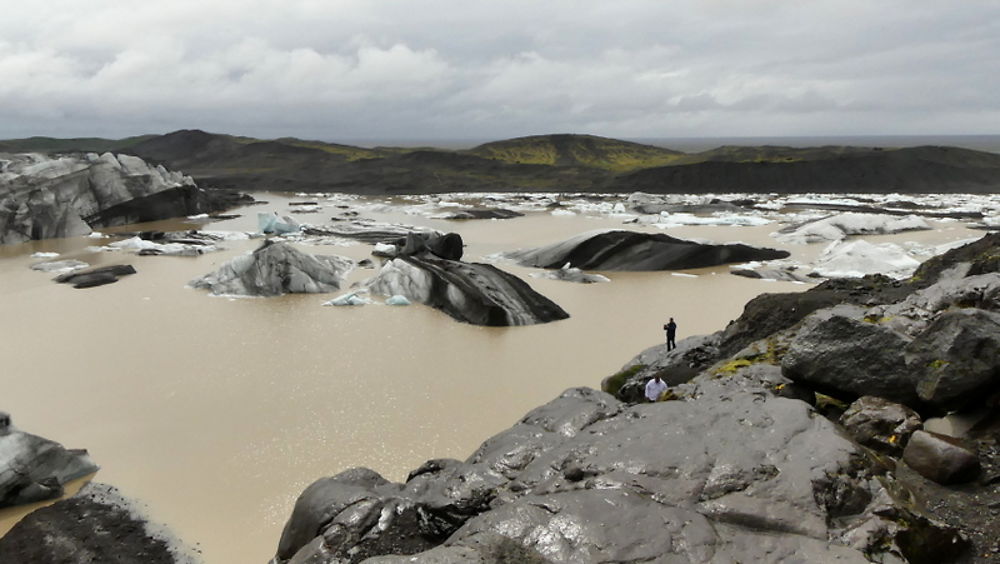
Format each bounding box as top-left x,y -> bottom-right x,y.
2,0 -> 998,140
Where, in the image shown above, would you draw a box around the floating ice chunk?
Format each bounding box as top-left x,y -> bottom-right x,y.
812,240 -> 920,279
671,272 -> 699,278
385,295 -> 411,306
187,213 -> 209,219
774,213 -> 931,244
106,236 -> 216,256
88,232 -> 106,239
530,263 -> 610,284
372,242 -> 397,257
199,230 -> 252,241
30,259 -> 89,273
258,212 -> 300,235
31,251 -> 60,258
551,209 -> 577,216
323,291 -> 373,306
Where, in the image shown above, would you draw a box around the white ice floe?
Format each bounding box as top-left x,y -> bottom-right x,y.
88,232 -> 106,239
529,263 -> 610,284
199,230 -> 253,241
671,272 -> 699,278
105,236 -> 218,256
30,259 -> 89,273
811,240 -> 920,279
634,212 -> 773,228
323,291 -> 373,306
187,213 -> 209,220
773,212 -> 931,244
30,251 -> 60,259
385,295 -> 412,306
551,209 -> 577,216
372,242 -> 397,257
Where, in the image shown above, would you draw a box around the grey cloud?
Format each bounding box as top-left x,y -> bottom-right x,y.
0,0 -> 998,140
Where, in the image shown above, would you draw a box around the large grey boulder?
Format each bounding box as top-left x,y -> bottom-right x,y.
0,482 -> 196,563
189,241 -> 353,297
274,385 -> 950,563
507,229 -> 790,271
0,152 -> 226,245
781,305 -> 920,405
0,412 -> 98,508
365,256 -> 569,326
906,309 -> 1000,409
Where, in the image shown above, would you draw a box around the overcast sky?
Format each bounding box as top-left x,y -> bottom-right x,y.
1,0 -> 998,142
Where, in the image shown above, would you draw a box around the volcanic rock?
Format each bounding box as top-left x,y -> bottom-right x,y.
507,229 -> 789,271
840,396 -> 922,455
189,240 -> 352,297
0,482 -> 195,563
53,264 -> 137,289
903,430 -> 981,485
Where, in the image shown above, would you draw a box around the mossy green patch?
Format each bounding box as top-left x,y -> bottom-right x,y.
602,364 -> 645,396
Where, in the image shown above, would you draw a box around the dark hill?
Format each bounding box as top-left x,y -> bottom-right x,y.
467,134 -> 684,171
4,131 -> 999,194
610,146 -> 1000,194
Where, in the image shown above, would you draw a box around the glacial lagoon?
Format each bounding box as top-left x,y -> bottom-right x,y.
0,191 -> 993,563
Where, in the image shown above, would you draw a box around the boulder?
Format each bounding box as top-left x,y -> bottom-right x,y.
0,412 -> 98,508
274,386 -> 949,563
507,229 -> 789,271
902,430 -> 981,485
0,482 -> 194,563
53,264 -> 137,289
781,305 -> 920,405
365,256 -> 569,326
840,396 -> 922,455
189,241 -> 352,297
906,309 -> 1000,409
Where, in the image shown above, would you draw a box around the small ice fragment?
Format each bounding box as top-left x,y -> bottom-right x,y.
385,295 -> 411,306
31,252 -> 60,258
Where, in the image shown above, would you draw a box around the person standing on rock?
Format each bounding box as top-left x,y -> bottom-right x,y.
664,317 -> 677,351
645,374 -> 668,402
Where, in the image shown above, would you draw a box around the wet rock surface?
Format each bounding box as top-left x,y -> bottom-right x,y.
272,233 -> 1000,563
0,413 -> 98,508
189,240 -> 352,296
507,229 -> 789,271
0,482 -> 196,564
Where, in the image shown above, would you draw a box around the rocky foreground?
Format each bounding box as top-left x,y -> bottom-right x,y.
271,233 -> 1000,563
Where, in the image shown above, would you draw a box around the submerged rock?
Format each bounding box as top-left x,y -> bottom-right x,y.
507,229 -> 789,271
366,256 -> 569,326
0,482 -> 196,563
0,412 -> 98,508
189,240 -> 352,297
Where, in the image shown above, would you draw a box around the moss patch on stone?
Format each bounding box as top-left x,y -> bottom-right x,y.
602,364 -> 645,396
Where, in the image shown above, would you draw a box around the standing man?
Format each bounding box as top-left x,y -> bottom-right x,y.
645,374 -> 668,402
664,317 -> 677,351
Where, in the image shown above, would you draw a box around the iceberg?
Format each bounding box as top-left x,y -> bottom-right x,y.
812,240 -> 920,279
258,212 -> 300,235
774,212 -> 931,244
385,295 -> 412,306
30,252 -> 60,259
323,291 -> 373,306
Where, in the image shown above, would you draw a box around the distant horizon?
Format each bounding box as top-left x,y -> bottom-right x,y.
4,130 -> 1000,154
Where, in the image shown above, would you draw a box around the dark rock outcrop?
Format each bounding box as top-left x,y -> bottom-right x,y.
54,264 -> 137,289
0,482 -> 195,563
274,383 -> 957,563
903,431 -> 981,485
0,412 -> 98,508
189,240 -> 352,297
0,152 -> 244,245
507,229 -> 790,271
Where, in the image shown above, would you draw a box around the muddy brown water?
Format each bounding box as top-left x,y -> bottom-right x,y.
0,194 -> 982,562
